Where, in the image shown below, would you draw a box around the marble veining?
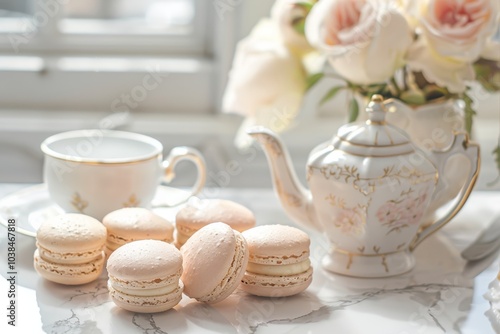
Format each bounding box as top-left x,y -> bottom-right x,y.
1,188 -> 500,333
132,314 -> 168,334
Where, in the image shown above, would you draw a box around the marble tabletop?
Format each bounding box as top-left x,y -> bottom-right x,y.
1,183 -> 499,334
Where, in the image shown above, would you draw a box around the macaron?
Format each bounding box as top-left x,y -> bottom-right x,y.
34,213 -> 106,285
107,240 -> 183,313
181,222 -> 249,304
102,207 -> 174,256
240,224 -> 313,297
175,199 -> 255,248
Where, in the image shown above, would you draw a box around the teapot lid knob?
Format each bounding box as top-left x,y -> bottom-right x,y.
366,94 -> 386,124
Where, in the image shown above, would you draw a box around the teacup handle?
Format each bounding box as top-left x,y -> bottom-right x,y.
409,132 -> 480,251
160,146 -> 206,206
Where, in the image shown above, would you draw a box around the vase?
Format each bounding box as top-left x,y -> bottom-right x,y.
384,98 -> 474,227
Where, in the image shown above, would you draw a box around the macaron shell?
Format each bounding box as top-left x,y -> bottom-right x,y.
242,225 -> 310,265
107,240 -> 182,282
181,222 -> 249,303
34,249 -> 105,285
36,213 -> 106,253
176,199 -> 256,233
108,281 -> 183,313
103,208 -> 174,245
197,232 -> 249,304
240,267 -> 313,297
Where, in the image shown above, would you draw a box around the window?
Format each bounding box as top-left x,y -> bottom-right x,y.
0,0 -> 206,54
0,0 -> 215,113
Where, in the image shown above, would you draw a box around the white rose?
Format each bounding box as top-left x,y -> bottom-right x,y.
305,0 -> 413,85
406,37 -> 475,93
222,19 -> 306,148
419,0 -> 499,61
481,13 -> 500,61
271,0 -> 315,54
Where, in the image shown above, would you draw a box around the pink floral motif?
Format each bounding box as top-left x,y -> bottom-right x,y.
335,209 -> 365,236
376,188 -> 429,234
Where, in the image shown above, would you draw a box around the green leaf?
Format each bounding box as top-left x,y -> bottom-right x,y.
400,90 -> 426,105
292,19 -> 305,35
488,144 -> 500,186
462,92 -> 476,135
295,1 -> 314,10
423,85 -> 448,101
306,73 -> 324,90
320,86 -> 344,106
348,97 -> 359,122
473,61 -> 500,92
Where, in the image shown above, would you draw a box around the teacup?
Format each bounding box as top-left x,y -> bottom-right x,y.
41,129 -> 206,220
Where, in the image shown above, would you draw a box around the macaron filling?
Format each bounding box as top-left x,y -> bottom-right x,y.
108,267 -> 182,290
35,249 -> 105,277
246,259 -> 311,276
242,267 -> 313,288
248,250 -> 310,265
37,243 -> 104,265
106,235 -> 172,251
109,280 -> 179,297
174,230 -> 192,246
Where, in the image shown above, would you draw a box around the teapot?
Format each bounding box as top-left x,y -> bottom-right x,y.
248,95 -> 479,277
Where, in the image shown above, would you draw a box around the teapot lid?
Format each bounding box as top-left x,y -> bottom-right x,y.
332,95 -> 414,156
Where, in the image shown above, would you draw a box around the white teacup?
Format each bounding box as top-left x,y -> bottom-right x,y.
41,129 -> 206,220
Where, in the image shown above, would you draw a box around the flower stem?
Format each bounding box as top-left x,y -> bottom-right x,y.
390,76 -> 401,96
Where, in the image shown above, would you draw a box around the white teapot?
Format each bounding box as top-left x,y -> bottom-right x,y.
248,95 -> 479,277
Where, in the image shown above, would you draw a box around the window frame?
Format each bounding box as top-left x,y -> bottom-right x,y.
0,0 -> 209,55
0,0 -> 225,114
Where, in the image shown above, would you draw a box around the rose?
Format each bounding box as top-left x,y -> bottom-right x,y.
305,0 -> 413,85
481,12 -> 500,61
406,0 -> 498,93
406,38 -> 476,93
222,19 -> 306,149
418,0 -> 499,62
271,0 -> 316,54
396,0 -> 423,29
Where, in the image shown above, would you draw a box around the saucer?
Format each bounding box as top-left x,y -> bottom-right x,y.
0,184 -> 192,237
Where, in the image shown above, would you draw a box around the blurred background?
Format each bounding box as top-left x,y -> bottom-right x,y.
0,0 -> 498,191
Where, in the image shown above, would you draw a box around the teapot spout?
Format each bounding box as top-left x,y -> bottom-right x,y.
247,126 -> 322,232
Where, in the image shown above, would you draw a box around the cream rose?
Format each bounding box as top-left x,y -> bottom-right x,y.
271,0 -> 315,54
406,37 -> 475,93
305,0 -> 413,85
419,0 -> 499,61
222,19 -> 306,149
481,12 -> 500,61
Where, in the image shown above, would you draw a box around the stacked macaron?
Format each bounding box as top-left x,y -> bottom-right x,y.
34,200 -> 313,311
175,199 -> 255,248
34,213 -> 107,285
240,224 -> 313,297
102,207 -> 174,256
107,240 -> 183,313
181,222 -> 249,303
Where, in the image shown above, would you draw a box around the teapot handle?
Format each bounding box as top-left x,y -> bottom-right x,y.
409,132 -> 480,251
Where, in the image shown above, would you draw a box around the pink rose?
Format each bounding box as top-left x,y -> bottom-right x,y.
420,0 -> 499,61
305,0 -> 413,84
